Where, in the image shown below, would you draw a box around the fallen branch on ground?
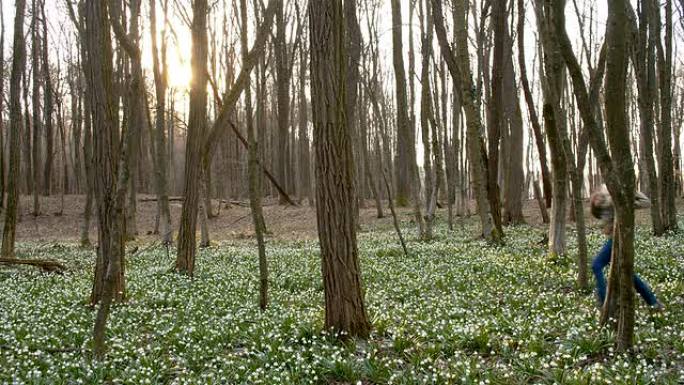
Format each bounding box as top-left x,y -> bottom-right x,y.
0,258 -> 66,273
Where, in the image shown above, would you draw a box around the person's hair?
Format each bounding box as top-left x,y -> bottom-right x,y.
589,185 -> 651,226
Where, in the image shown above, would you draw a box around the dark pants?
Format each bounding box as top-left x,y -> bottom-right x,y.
591,239 -> 658,306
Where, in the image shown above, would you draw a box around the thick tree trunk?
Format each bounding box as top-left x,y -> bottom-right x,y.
309,0 -> 370,338
502,17 -> 525,225
390,0 -> 410,207
0,0 -> 27,259
536,0 -> 567,257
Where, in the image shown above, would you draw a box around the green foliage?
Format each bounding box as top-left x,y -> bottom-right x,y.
0,223 -> 683,384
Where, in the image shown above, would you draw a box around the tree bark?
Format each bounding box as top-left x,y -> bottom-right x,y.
0,0 -> 5,212
654,0 -> 678,231
31,0 -> 42,216
432,0 -> 499,242
41,0 -> 53,197
149,0 -> 172,245
518,0 -> 552,209
0,0 -> 27,259
85,0 -> 129,358
176,0 -> 209,276
633,0 -> 664,235
390,0 -> 411,207
309,0 -> 371,338
242,0 -> 268,310
536,0 -> 568,257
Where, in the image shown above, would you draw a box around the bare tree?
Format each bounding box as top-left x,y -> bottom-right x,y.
242,0 -> 269,310
31,0 -> 42,216
309,0 -> 371,338
554,0 -> 638,350
0,0 -> 27,259
432,0 -> 500,242
149,0 -> 172,245
535,0 -> 568,257
654,0 -> 678,231
84,0 -> 131,357
175,0 -> 209,276
0,0 -> 6,212
41,0 -> 53,197
390,0 -> 411,207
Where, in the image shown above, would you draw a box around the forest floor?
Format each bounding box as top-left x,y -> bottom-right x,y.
1,193 -> 676,244
1,201 -> 684,383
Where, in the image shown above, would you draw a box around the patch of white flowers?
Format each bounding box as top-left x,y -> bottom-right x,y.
0,221 -> 682,384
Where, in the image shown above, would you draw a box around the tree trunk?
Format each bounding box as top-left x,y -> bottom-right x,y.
518,0 -> 552,209
31,0 -> 42,216
297,39 -> 310,204
275,0 -> 292,204
488,0 -> 506,235
242,0 -> 268,310
432,0 -> 499,242
176,0 -> 209,276
149,0 -> 172,245
390,0 -> 411,207
654,0 -> 677,231
85,0 -> 129,358
41,0 -> 53,197
536,0 -> 568,257
309,0 -> 370,338
502,12 -> 525,225
0,0 -> 5,212
634,0 -> 663,235
0,0 -> 27,259
555,0 -> 637,350
420,0 -> 435,239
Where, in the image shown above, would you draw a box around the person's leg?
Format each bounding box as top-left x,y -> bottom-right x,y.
591,239 -> 613,305
633,274 -> 658,306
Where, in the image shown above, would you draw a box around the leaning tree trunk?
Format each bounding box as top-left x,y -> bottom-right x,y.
553,0 -> 638,351
432,0 -> 499,242
242,0 -> 268,310
0,0 -> 27,259
517,0 -> 552,209
309,0 -> 371,338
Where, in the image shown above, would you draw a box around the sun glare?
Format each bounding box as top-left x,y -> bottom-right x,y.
167,59 -> 192,90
